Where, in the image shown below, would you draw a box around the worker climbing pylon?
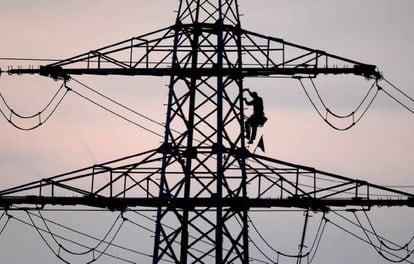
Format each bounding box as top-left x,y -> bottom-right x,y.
244,88 -> 267,144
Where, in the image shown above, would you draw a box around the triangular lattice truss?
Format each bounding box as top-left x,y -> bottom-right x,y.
1,148 -> 413,263
1,148 -> 412,211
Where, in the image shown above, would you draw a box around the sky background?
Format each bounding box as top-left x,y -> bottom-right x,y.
0,0 -> 413,263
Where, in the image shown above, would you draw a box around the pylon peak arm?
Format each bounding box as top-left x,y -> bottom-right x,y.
240,29 -> 382,79
5,25 -> 177,79
5,23 -> 382,81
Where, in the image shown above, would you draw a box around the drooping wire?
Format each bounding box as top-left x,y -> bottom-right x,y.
307,217 -> 328,264
298,78 -> 379,131
247,213 -> 327,264
352,211 -> 414,263
299,77 -> 414,131
0,82 -> 69,130
329,211 -> 414,264
36,210 -> 123,257
233,216 -> 276,264
26,210 -> 126,264
333,210 -> 414,251
11,211 -> 137,263
26,207 -> 269,264
65,81 -> 164,138
0,75 -> 168,137
249,235 -> 277,264
26,211 -> 71,264
311,78 -> 378,120
22,210 -> 154,260
126,210 -> 271,264
361,210 -> 414,252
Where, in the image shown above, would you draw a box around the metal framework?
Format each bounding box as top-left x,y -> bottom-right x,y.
1,0 -> 412,263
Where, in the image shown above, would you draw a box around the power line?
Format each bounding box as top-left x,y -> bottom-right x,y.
71,77 -> 167,132
360,210 -> 414,252
36,210 -> 123,257
18,208 -> 270,264
25,210 -> 157,261
247,213 -> 327,264
378,81 -> 414,114
0,82 -> 69,130
383,78 -> 414,104
11,211 -> 137,264
27,210 -> 126,264
65,81 -> 164,138
234,216 -> 276,264
352,211 -> 414,263
328,211 -> 414,264
127,210 -> 271,264
0,75 -> 167,137
0,57 -> 62,62
298,78 -> 379,131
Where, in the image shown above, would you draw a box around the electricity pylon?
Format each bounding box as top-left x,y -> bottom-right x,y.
1,1 -> 412,263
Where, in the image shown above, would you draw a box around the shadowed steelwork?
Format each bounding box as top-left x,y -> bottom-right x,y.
1,0 -> 412,264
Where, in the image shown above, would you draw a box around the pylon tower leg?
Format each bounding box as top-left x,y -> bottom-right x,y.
152,1 -> 249,263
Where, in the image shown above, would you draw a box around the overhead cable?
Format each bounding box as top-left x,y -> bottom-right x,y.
234,216 -> 276,264
65,81 -> 164,138
352,211 -> 414,263
247,213 -> 327,264
27,210 -> 126,264
71,77 -> 168,132
22,209 -> 153,260
0,82 -> 69,130
378,77 -> 414,114
328,212 -> 414,264
299,77 -> 414,131
362,210 -> 414,252
127,210 -> 270,264
383,77 -> 414,105
298,78 -> 379,131
36,210 -> 123,257
15,211 -> 134,263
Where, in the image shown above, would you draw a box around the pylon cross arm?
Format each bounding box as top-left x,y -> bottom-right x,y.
5,25 -> 381,81
0,149 -> 412,211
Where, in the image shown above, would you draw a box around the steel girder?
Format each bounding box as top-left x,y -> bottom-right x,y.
0,1 -> 400,264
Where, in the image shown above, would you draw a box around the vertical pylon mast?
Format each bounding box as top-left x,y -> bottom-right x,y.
154,0 -> 249,263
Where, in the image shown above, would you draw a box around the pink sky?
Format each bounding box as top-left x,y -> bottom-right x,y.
0,1 -> 413,263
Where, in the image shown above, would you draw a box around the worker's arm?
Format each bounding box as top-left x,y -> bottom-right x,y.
243,89 -> 254,105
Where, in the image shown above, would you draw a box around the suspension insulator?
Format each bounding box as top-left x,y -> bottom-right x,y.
39,65 -> 70,81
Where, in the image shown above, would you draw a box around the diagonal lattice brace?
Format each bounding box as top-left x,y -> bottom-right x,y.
5,26 -> 381,81
0,148 -> 412,210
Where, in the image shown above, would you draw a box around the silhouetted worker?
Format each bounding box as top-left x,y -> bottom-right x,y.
244,89 -> 267,144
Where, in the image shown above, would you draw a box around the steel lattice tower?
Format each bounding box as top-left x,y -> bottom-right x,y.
154,1 -> 249,262
1,1 -> 413,263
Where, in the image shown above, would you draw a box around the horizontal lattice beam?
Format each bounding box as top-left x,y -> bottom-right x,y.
0,147 -> 412,211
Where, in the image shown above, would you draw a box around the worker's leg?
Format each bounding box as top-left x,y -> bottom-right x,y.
245,119 -> 251,140
249,125 -> 257,144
